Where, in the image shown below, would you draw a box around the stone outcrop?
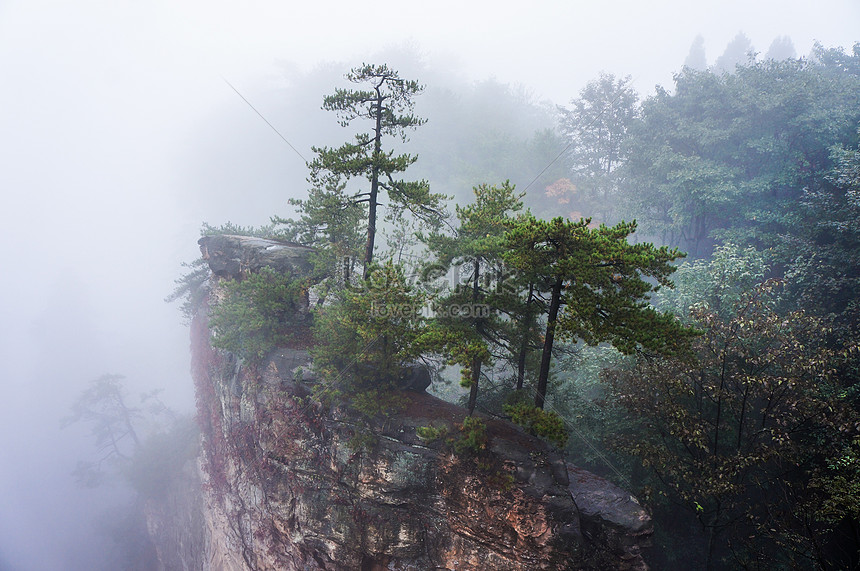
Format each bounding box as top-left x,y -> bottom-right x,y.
198,234 -> 315,279
568,467 -> 652,570
146,236 -> 653,569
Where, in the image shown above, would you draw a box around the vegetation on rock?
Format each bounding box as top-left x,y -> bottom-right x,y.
302,63 -> 446,279
503,395 -> 568,448
208,267 -> 309,360
503,214 -> 696,408
419,181 -> 525,414
310,260 -> 427,393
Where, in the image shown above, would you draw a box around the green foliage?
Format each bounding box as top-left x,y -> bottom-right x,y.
200,221 -> 276,237
656,242 -> 772,321
557,72 -> 639,224
809,437 -> 860,525
167,222 -> 279,323
208,267 -> 308,360
165,258 -> 210,324
484,468 -> 515,492
346,431 -> 377,453
272,178 -> 365,289
550,345 -> 638,475
308,63 -> 446,276
550,51 -> 860,567
503,214 -> 695,408
422,181 -> 524,270
623,52 -> 860,256
348,388 -> 406,422
310,260 -> 427,392
503,399 -> 568,448
453,416 -> 487,456
415,424 -> 448,443
419,181 -> 525,413
606,281 -> 860,567
783,133 -> 860,323
505,215 -> 689,352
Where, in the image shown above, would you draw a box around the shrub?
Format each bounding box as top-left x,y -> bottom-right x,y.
165,258 -> 211,323
453,416 -> 487,455
503,400 -> 568,448
209,267 -> 308,360
349,388 -> 406,421
416,425 -> 449,442
310,260 -> 427,391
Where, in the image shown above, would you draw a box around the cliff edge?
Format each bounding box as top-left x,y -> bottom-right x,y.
148,235 -> 653,570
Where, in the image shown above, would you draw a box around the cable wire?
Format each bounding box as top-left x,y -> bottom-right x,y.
222,77 -> 308,163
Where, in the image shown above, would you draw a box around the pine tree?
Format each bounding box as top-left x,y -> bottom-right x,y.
504,215 -> 694,408
421,181 -> 523,414
308,64 -> 446,279
684,35 -> 708,71
272,178 -> 365,287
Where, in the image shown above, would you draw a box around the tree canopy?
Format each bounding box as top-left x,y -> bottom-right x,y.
306,64 -> 446,279
420,181 -> 524,414
622,51 -> 860,256
504,215 -> 694,408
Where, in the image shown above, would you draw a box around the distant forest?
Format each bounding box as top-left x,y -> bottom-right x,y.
542,42 -> 860,570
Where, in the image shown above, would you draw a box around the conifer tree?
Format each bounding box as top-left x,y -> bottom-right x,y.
308,64 -> 446,279
311,261 -> 426,391
273,178 -> 365,287
504,215 -> 693,408
421,181 -> 524,414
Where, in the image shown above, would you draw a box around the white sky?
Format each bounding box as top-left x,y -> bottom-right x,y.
0,0 -> 856,568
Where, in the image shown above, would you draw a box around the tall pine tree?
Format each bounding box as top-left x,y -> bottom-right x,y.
308,64 -> 446,279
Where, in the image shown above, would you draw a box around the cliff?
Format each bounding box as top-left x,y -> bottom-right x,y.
148,235 -> 653,570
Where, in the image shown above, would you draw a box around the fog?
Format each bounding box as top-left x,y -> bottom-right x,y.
0,0 -> 856,568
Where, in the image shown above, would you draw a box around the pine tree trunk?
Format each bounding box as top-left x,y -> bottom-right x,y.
535,278 -> 563,409
468,259 -> 482,415
363,96 -> 384,279
515,282 -> 534,391
467,358 -> 480,416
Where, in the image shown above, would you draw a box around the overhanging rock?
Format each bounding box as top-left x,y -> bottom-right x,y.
198,234 -> 315,279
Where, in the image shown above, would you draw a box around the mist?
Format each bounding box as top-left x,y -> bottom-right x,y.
0,0 -> 857,568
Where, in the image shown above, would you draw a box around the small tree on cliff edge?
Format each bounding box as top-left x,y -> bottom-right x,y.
308,63 -> 446,279
504,215 -> 696,409
421,181 -> 524,415
311,260 -> 427,392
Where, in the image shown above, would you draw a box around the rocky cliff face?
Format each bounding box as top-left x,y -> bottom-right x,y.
148,235 -> 653,570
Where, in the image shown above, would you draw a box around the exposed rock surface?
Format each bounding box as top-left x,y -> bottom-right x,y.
198,234 -> 314,279
568,467 -> 652,570
171,311 -> 654,570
